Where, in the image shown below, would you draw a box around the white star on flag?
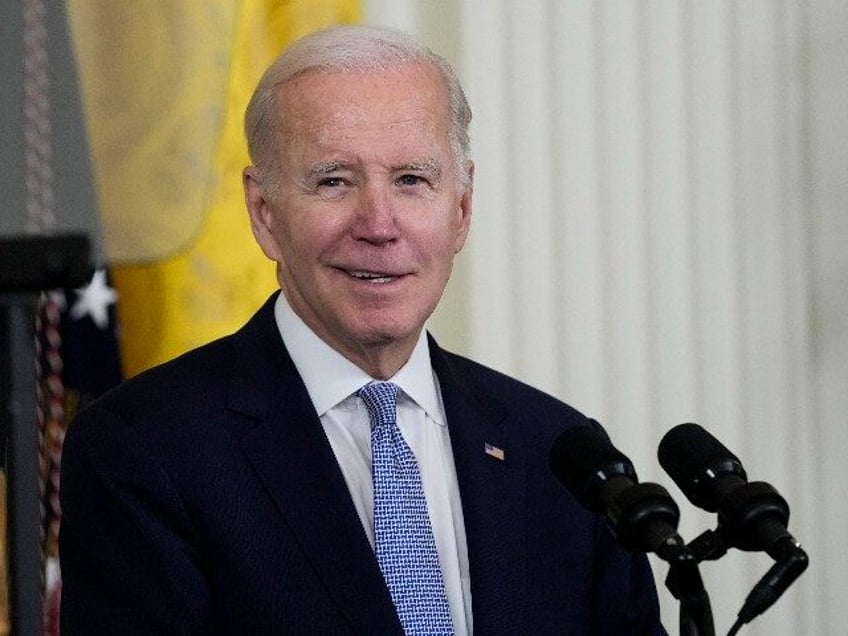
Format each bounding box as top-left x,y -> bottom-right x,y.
69,269 -> 118,329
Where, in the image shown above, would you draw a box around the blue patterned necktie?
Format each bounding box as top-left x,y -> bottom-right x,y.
357,382 -> 454,635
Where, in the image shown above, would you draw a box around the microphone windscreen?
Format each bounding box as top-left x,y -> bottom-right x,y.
657,424 -> 745,510
658,423 -> 742,492
549,423 -> 634,511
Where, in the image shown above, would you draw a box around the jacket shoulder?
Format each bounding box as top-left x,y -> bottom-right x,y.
73,293 -> 283,435
434,344 -> 590,426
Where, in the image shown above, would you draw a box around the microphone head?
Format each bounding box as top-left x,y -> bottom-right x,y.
658,423 -> 747,511
549,422 -> 637,513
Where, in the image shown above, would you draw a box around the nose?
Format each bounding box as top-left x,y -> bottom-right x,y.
354,182 -> 399,244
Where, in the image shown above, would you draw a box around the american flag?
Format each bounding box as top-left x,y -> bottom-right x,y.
484,443 -> 505,461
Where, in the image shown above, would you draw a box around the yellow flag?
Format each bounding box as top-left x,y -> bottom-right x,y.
69,1 -> 360,376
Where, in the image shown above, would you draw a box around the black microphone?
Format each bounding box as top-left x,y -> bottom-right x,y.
658,423 -> 809,629
658,423 -> 799,556
549,422 -> 683,557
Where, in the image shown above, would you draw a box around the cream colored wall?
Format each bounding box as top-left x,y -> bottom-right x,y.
365,1 -> 848,634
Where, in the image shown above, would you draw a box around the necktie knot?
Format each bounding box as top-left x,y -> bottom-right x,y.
357,382 -> 401,429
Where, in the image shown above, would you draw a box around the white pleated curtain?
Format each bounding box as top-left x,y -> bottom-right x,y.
365,1 -> 847,634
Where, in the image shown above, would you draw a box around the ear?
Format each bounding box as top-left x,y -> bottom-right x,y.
243,167 -> 284,262
453,161 -> 474,253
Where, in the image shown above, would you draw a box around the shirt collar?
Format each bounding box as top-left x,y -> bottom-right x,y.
273,292 -> 444,426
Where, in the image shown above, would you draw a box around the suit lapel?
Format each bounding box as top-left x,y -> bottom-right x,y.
430,337 -> 526,634
227,296 -> 401,634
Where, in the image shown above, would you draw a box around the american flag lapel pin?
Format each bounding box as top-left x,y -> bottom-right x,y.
484,442 -> 505,461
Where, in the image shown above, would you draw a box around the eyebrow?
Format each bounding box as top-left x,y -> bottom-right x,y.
397,158 -> 441,177
305,158 -> 443,179
306,161 -> 350,179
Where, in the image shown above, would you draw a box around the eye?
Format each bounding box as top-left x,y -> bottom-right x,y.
396,174 -> 427,187
313,175 -> 352,200
318,177 -> 347,188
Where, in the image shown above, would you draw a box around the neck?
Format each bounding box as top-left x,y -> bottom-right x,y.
279,287 -> 422,380
344,337 -> 418,380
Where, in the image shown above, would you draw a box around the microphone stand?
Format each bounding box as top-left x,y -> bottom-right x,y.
0,235 -> 90,636
686,527 -> 808,635
598,480 -> 716,635
656,539 -> 715,636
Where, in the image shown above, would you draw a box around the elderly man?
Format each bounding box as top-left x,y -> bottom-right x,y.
60,25 -> 665,635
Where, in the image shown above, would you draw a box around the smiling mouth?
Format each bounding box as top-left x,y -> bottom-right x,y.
346,270 -> 400,284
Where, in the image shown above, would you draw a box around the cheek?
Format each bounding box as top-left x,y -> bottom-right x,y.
415,232 -> 461,281
450,222 -> 467,253
269,205 -> 313,254
430,216 -> 466,258
276,213 -> 346,272
270,220 -> 298,263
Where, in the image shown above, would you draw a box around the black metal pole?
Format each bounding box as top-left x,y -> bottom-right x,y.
0,292 -> 43,636
659,541 -> 715,636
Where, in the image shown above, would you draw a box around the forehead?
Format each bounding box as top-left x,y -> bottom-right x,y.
277,62 -> 451,150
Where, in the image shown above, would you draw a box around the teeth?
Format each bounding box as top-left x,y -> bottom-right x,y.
349,270 -> 395,282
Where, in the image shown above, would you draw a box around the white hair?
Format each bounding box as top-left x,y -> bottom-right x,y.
244,25 -> 472,188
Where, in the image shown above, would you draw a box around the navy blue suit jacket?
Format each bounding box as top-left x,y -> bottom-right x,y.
60,293 -> 665,634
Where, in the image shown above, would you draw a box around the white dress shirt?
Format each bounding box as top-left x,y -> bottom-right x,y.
274,293 -> 473,635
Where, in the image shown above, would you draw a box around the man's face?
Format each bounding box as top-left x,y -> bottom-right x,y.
245,61 -> 472,373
